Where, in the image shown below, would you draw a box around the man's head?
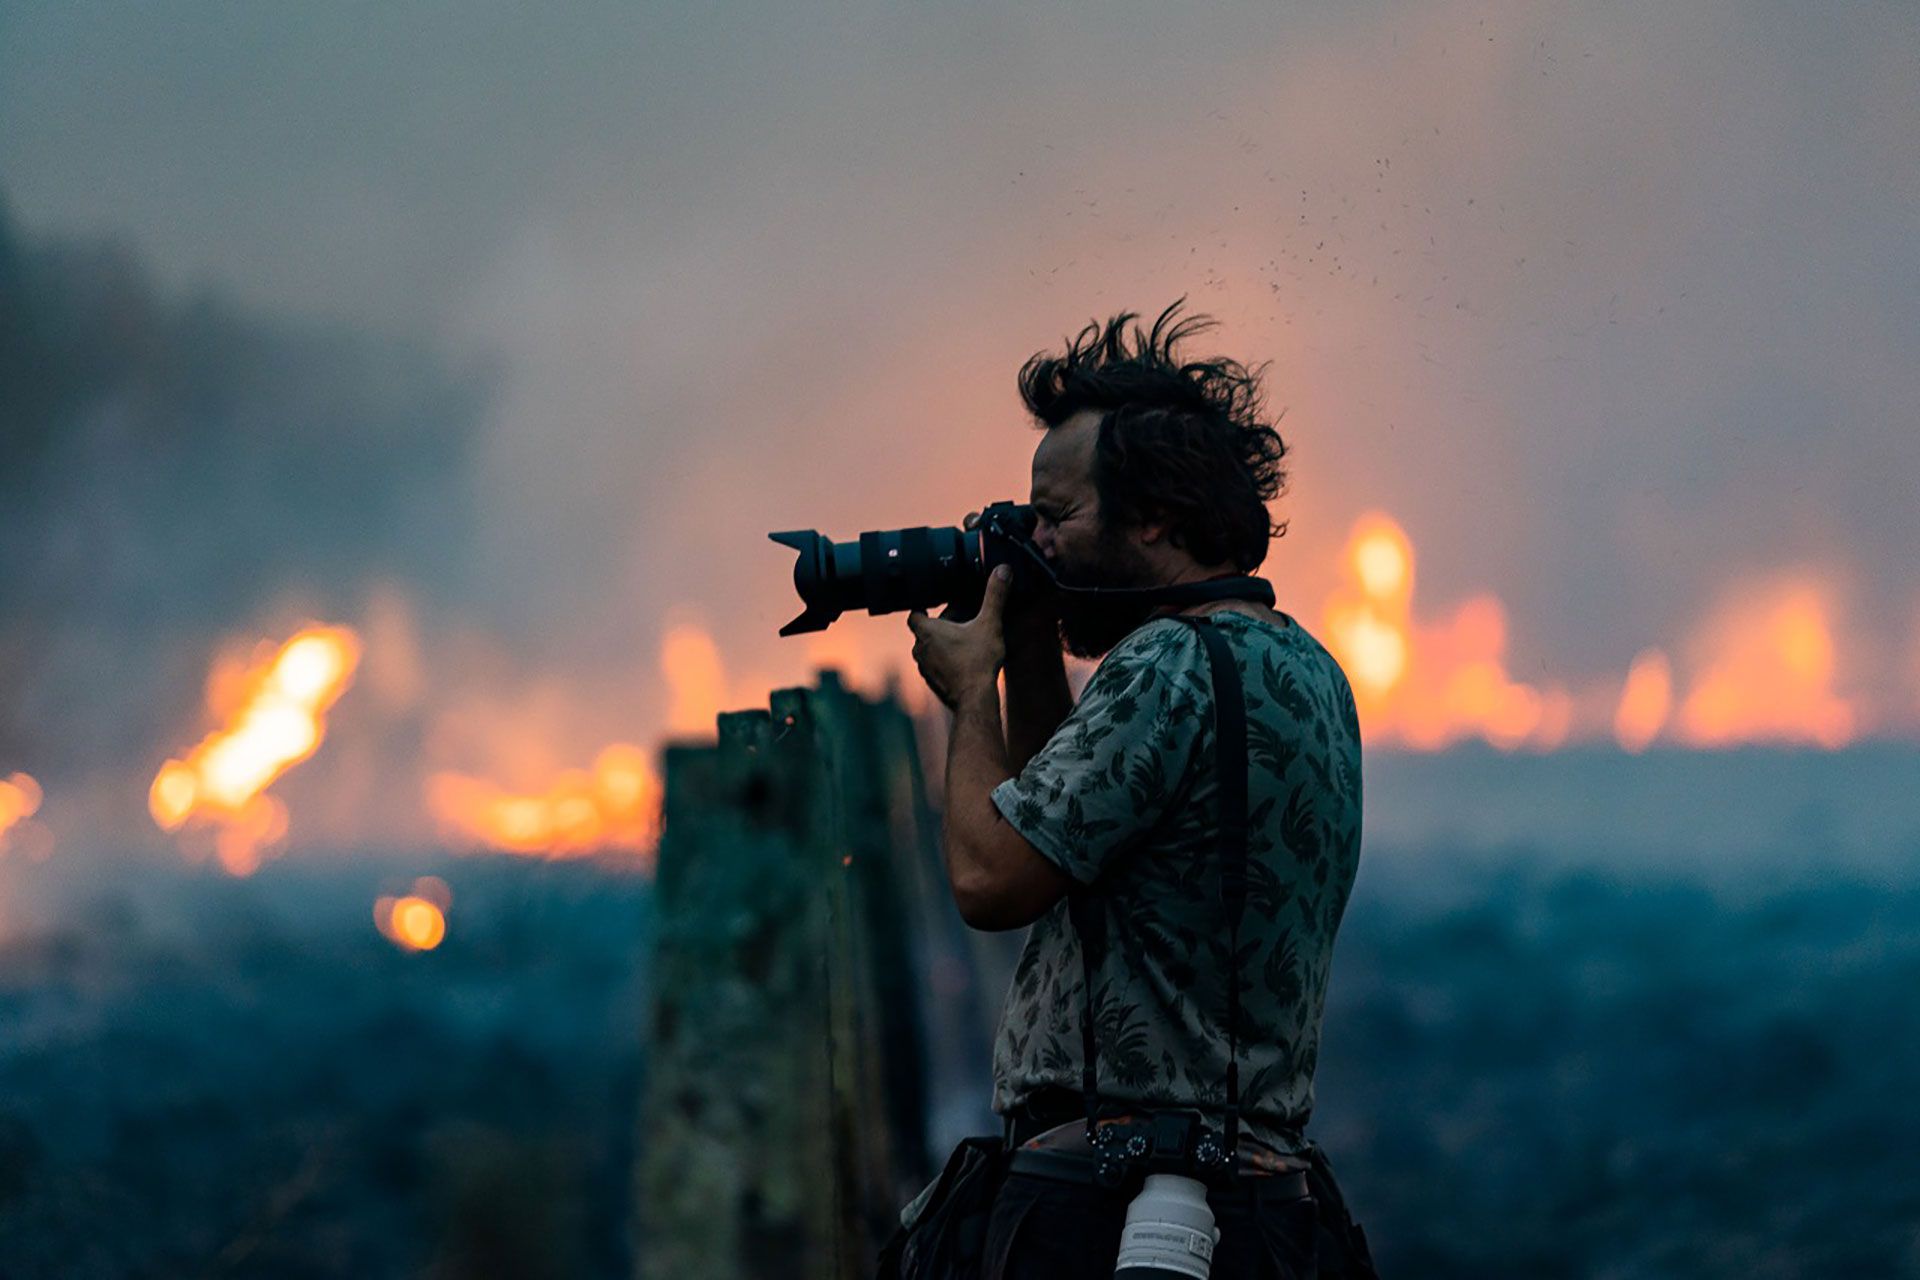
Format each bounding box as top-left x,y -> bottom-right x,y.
1018,300 -> 1289,657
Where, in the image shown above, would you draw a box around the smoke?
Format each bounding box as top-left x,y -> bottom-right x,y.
1,0 -> 1917,866
0,192 -> 484,785
412,0 -> 1920,714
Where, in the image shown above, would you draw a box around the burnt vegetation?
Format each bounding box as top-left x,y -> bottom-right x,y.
0,847 -> 1914,1276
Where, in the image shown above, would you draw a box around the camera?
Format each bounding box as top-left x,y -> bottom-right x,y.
767,501 -> 1040,636
1091,1111 -> 1231,1280
768,501 -> 1279,638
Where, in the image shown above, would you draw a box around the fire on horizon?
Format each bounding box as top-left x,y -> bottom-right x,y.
146,626 -> 361,876
99,509 -> 1911,878
1325,513 -> 1864,753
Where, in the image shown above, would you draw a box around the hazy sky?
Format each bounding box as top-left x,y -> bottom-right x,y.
5,0 -> 1917,733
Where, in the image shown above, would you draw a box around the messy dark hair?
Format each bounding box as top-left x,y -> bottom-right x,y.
1017,298 -> 1288,572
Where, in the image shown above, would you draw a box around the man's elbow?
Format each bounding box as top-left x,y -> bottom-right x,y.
950,858 -> 1025,931
953,880 -> 1035,932
948,829 -> 1070,932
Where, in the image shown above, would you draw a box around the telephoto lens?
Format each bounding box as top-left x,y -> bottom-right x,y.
1114,1174 -> 1220,1279
767,501 -> 1034,637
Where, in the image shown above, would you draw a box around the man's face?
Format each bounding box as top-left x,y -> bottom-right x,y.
1028,411 -> 1160,659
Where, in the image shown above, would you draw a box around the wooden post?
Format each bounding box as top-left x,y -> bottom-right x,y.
638,671 -> 950,1279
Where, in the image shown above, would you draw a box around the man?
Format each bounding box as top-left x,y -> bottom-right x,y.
902,301 -> 1379,1278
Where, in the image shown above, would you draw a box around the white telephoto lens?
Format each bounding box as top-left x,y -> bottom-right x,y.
1113,1174 -> 1220,1279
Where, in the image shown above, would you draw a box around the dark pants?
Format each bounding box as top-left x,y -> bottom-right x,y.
879,1138 -> 1380,1280
983,1168 -> 1376,1279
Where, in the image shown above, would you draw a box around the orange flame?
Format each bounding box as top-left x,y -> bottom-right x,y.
1323,513 -> 1413,703
1614,648 -> 1673,752
662,623 -> 731,739
0,773 -> 43,853
150,625 -> 361,875
375,877 -> 450,952
1675,576 -> 1857,748
1320,512 -> 1566,751
426,743 -> 661,864
660,613 -> 891,735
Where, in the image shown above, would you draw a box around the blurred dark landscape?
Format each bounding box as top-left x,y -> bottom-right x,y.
3,761 -> 1917,1278
1320,843 -> 1920,1277
0,856 -> 650,1279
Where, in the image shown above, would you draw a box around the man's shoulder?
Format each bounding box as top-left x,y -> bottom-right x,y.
1094,617 -> 1208,677
1121,613 -> 1207,650
1222,612 -> 1352,696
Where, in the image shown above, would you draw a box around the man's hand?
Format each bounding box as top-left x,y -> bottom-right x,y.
908,564 -> 1012,710
962,508 -> 1060,650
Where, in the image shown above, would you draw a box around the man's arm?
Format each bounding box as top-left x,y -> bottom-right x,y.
1002,626 -> 1073,772
944,680 -> 1075,931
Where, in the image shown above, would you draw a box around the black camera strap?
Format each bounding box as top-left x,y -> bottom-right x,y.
1066,614 -> 1249,1162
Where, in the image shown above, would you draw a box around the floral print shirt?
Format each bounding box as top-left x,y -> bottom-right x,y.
988,609 -> 1364,1155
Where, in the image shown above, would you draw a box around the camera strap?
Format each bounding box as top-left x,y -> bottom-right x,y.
1066,614 -> 1249,1160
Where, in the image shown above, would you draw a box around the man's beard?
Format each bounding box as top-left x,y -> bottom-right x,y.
1052,526 -> 1163,660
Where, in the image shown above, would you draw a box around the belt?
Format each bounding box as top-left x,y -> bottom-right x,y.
1001,1086 -> 1113,1147
1008,1144 -> 1310,1201
1004,1112 -> 1312,1200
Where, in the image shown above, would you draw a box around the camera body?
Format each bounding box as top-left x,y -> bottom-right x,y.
1089,1109 -> 1232,1191
1088,1111 -> 1233,1279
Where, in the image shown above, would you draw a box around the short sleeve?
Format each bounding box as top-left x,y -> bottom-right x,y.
990,619 -> 1210,885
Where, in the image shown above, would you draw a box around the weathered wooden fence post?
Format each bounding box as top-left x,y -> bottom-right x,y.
638,671 -> 952,1279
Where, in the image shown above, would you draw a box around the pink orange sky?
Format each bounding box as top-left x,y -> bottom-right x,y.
4,1 -> 1917,862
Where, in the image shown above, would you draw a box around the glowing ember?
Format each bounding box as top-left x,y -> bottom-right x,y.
1615,648 -> 1673,752
426,742 -> 662,864
149,624 -> 361,875
1676,577 -> 1857,748
375,878 -> 449,951
1319,513 -> 1565,751
411,875 -> 452,910
0,773 -> 43,852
